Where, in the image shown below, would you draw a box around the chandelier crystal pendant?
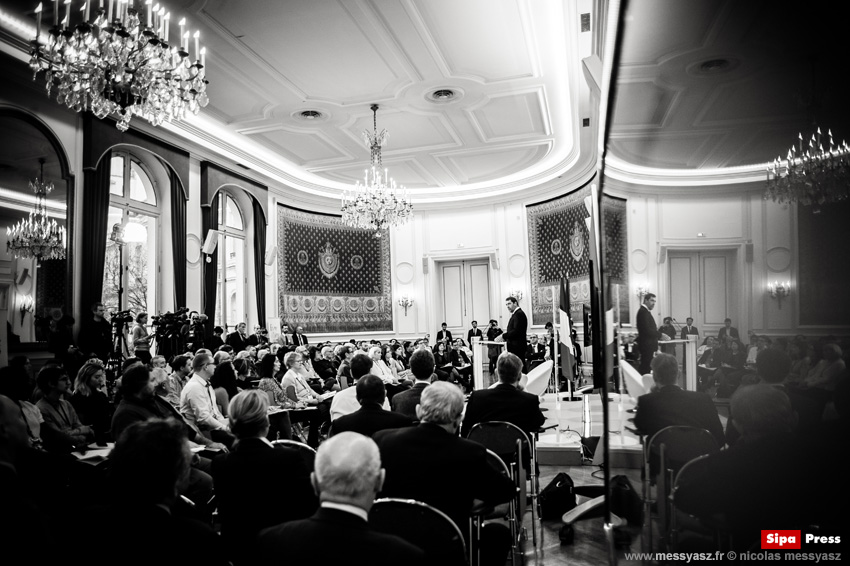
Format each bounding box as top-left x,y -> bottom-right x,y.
765,127 -> 850,206
27,0 -> 209,132
341,104 -> 413,237
6,158 -> 67,261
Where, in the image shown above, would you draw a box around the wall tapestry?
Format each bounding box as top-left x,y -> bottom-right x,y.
527,187 -> 629,326
277,204 -> 392,333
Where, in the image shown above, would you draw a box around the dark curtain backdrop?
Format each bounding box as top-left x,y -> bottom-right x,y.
202,194 -> 220,336
80,153 -> 112,315
170,173 -> 187,308
252,198 -> 267,325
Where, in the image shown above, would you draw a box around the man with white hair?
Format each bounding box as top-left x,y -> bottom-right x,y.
255,432 -> 424,565
375,382 -> 514,566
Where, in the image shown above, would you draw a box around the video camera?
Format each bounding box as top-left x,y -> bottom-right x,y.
110,310 -> 134,326
151,306 -> 190,330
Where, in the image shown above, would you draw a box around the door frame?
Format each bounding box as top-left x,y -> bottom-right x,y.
658,242 -> 751,339
424,250 -> 500,338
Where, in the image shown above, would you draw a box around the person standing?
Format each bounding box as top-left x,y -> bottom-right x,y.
131,312 -> 152,364
496,296 -> 527,360
226,322 -> 249,354
636,293 -> 661,375
659,317 -> 677,356
78,302 -> 113,363
467,320 -> 483,344
681,317 -> 699,365
486,319 -> 503,375
436,323 -> 453,347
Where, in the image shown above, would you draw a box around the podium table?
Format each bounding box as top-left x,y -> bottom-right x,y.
471,338 -> 504,390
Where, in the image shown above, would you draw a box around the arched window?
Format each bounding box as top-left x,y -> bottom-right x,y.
215,192 -> 246,328
102,152 -> 160,317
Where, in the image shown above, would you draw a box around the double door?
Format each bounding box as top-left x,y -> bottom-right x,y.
668,249 -> 738,340
437,259 -> 492,339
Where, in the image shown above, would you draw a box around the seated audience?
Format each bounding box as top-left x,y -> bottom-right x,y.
330,352 -> 390,421
335,344 -> 356,389
70,359 -> 113,444
374,382 -> 514,566
35,366 -> 94,450
675,385 -> 841,549
255,432 -> 424,566
461,351 -> 545,441
391,349 -> 434,418
280,351 -> 330,448
180,352 -> 235,447
232,358 -> 254,390
633,353 -> 724,446
803,343 -> 845,397
257,354 -> 296,409
211,390 -> 316,561
164,354 -> 192,407
87,418 -> 228,566
211,359 -> 239,417
329,375 -> 414,437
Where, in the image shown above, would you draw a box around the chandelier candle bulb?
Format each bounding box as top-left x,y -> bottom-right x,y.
107,0 -> 112,21
35,3 -> 42,43
53,0 -> 58,25
200,46 -> 205,67
163,11 -> 169,41
145,0 -> 150,26
178,17 -> 184,46
193,30 -> 199,61
63,0 -> 70,29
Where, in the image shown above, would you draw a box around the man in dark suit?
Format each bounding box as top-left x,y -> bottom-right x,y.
330,375 -> 414,437
467,320 -> 483,344
255,433 -> 424,566
525,334 -> 546,369
633,353 -> 724,446
461,352 -> 546,439
211,390 -> 317,557
717,318 -> 739,347
292,325 -> 308,347
391,348 -> 434,418
497,296 -> 527,360
436,322 -> 453,346
375,382 -> 514,566
636,292 -> 661,374
225,322 -> 249,354
679,317 -> 699,340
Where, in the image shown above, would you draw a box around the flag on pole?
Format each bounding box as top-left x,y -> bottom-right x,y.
559,276 -> 576,379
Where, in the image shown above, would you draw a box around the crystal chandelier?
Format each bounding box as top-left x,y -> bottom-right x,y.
6,159 -> 67,261
27,0 -> 209,132
341,104 -> 413,237
765,128 -> 850,206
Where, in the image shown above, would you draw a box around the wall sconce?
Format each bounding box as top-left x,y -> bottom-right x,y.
509,289 -> 524,302
398,295 -> 414,316
19,295 -> 34,324
767,280 -> 791,309
635,285 -> 649,301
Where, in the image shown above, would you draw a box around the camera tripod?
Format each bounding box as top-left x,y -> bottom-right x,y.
105,323 -> 130,379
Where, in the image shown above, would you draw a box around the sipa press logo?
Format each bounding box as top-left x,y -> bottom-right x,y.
762,530 -> 802,549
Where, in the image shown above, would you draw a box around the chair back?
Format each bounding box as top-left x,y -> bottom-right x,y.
370,498 -> 467,566
466,421 -> 530,467
265,390 -> 276,407
645,425 -> 720,478
285,384 -> 299,403
271,439 -> 317,471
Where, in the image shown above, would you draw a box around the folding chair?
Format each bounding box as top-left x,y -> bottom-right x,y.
370,498 -> 467,566
668,453 -> 727,551
466,421 -> 539,546
642,426 -> 720,551
469,449 -> 518,566
271,439 -> 317,471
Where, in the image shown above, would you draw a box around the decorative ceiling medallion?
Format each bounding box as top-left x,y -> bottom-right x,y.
318,242 -> 340,279
569,221 -> 584,261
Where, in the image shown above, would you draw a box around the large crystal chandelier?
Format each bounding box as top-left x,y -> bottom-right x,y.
6,159 -> 67,261
765,128 -> 850,206
341,104 -> 413,237
27,0 -> 209,132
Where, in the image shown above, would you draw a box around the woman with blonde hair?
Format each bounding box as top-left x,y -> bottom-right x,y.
70,359 -> 113,444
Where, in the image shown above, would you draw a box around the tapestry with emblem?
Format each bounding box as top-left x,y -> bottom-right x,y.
527,187 -> 629,326
278,205 -> 392,333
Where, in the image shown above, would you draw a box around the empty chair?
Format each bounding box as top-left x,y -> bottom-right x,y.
370,498 -> 467,566
271,439 -> 317,471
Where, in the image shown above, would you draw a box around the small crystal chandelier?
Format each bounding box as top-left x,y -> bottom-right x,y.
6,158 -> 67,261
27,0 -> 209,132
765,128 -> 850,206
341,104 -> 413,237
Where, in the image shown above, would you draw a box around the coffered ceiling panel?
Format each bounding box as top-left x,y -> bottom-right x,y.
435,144 -> 551,185
250,130 -> 349,165
469,90 -> 550,142
314,157 -> 437,189
412,0 -> 536,82
344,110 -> 460,153
611,81 -> 678,128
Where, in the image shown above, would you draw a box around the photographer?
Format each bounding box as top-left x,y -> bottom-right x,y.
151,307 -> 189,360
181,312 -> 207,353
78,302 -> 113,363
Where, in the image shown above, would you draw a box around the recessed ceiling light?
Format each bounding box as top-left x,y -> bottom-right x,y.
425,87 -> 463,104
300,110 -> 322,120
699,59 -> 730,72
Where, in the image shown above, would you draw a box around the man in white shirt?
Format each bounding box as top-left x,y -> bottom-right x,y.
180,352 -> 235,446
330,353 -> 390,421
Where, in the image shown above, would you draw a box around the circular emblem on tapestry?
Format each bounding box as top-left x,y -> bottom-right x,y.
318,242 -> 340,279
580,281 -> 589,300
569,221 -> 585,261
302,297 -> 314,312
347,298 -> 361,312
316,297 -> 328,312
364,298 -> 378,312
331,298 -> 345,313
570,282 -> 579,301
288,297 -> 300,312
350,255 -> 364,270
296,250 -> 309,266
551,238 -> 562,256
